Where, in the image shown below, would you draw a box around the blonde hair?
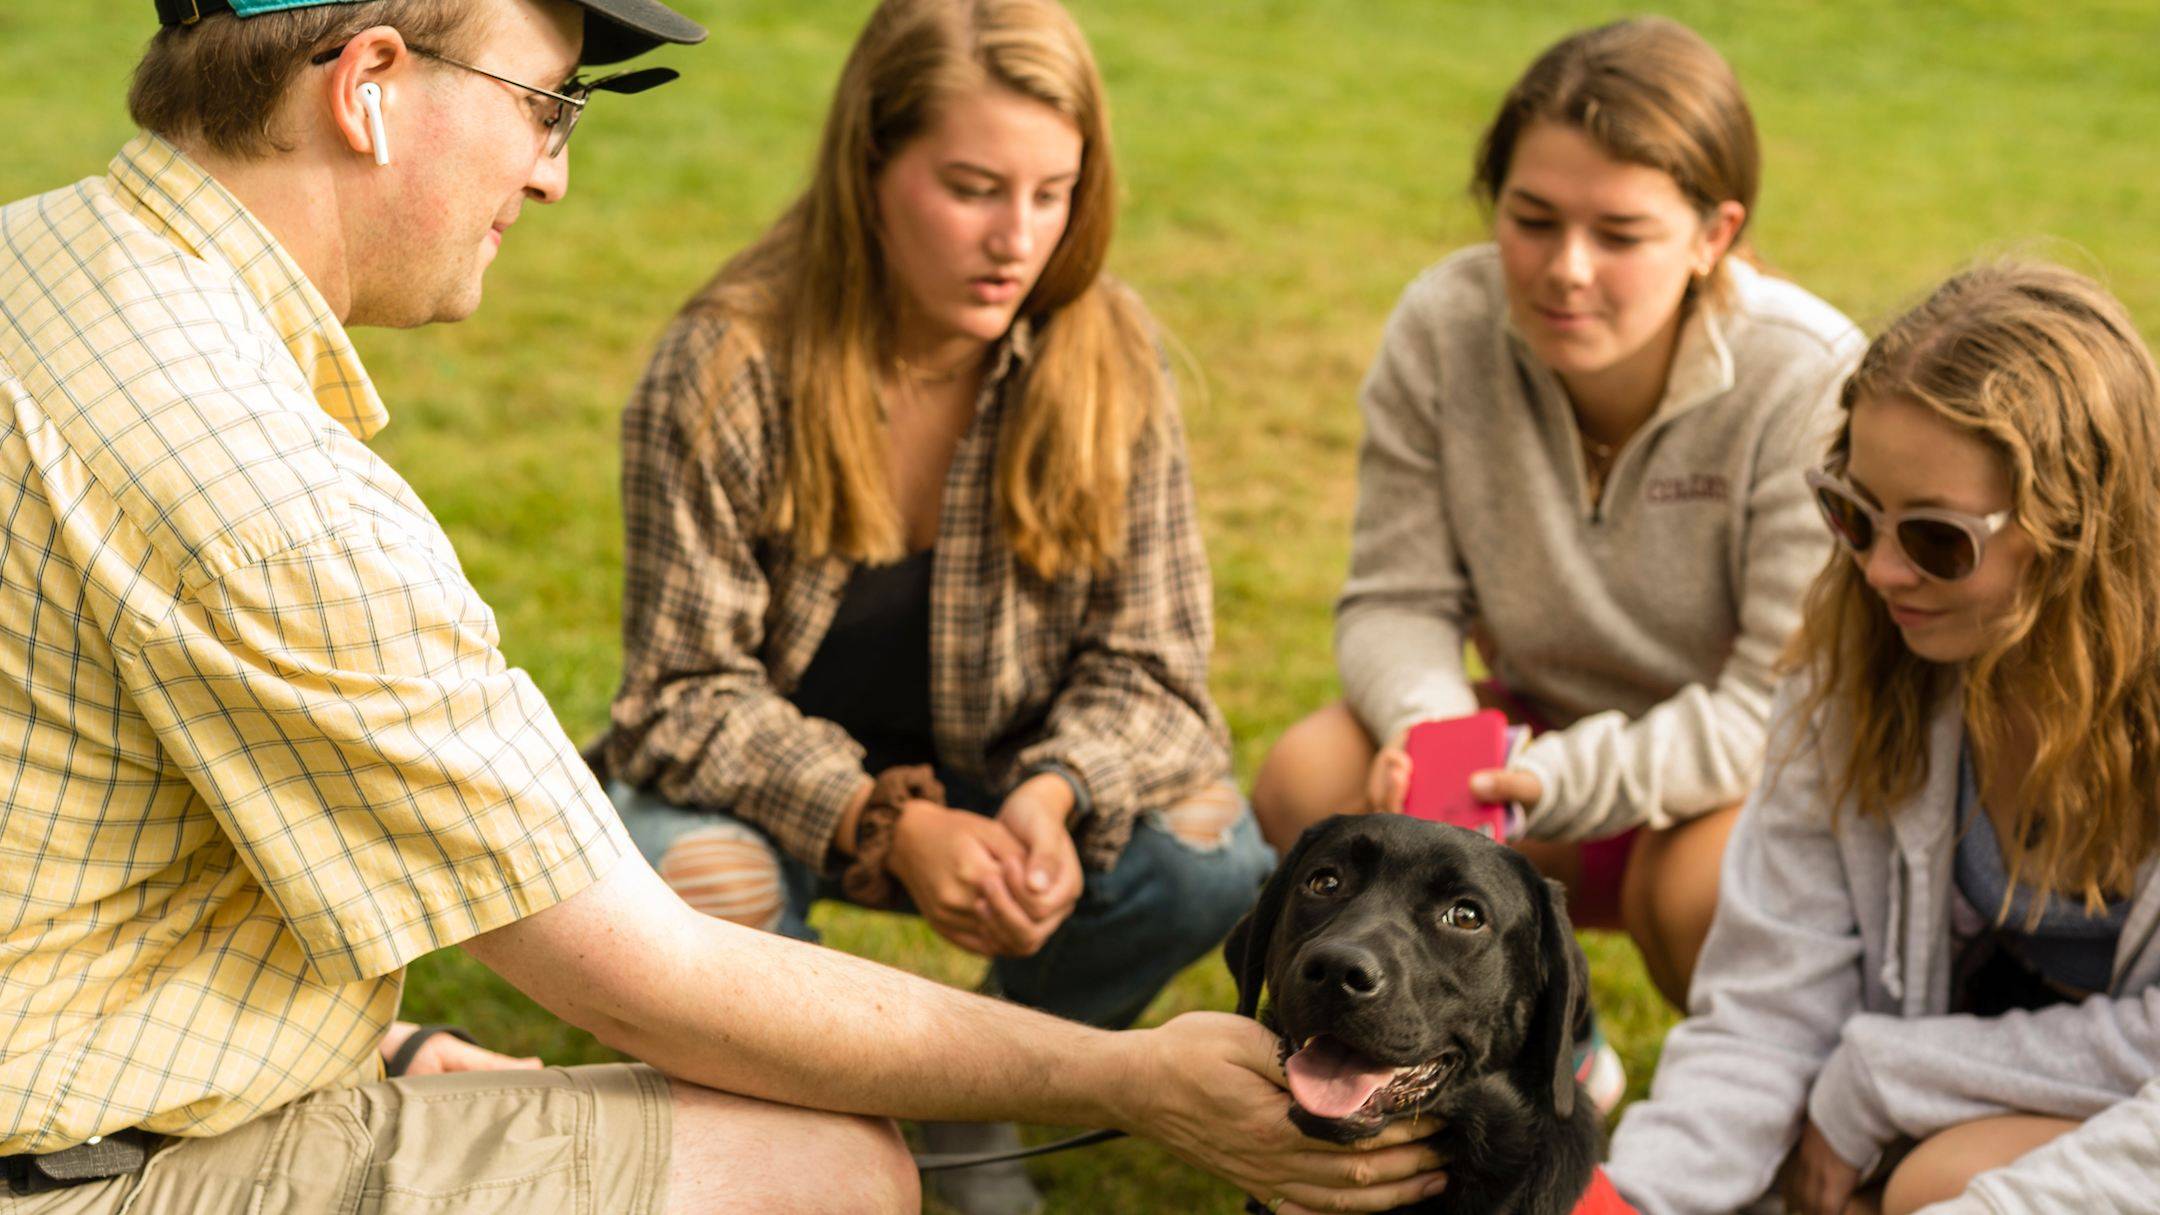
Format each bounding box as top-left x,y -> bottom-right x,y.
1792,261 -> 2160,910
694,0 -> 1160,578
1472,17 -> 1761,306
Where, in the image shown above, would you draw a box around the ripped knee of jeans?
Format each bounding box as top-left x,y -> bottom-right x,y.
1149,780 -> 1247,852
657,822 -> 785,933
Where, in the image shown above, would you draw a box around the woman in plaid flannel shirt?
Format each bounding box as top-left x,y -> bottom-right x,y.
593,2 -> 1275,1208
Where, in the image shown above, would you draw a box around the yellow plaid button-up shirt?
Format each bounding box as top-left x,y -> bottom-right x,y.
0,136 -> 628,1154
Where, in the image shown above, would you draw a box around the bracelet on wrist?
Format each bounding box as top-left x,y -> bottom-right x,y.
840,764 -> 945,909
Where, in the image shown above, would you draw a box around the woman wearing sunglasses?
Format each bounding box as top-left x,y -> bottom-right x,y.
1251,15 -> 1863,1053
1608,261 -> 2160,1215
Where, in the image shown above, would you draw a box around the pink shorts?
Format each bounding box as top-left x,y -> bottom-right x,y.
1476,679 -> 1638,924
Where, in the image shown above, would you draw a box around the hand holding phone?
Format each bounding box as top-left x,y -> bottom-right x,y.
1401,711 -> 1528,840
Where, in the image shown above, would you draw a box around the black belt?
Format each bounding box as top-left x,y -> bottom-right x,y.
2,1129 -> 157,1196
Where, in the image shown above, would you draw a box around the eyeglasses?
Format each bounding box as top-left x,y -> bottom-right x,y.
312,42 -> 677,159
1805,467 -> 2014,583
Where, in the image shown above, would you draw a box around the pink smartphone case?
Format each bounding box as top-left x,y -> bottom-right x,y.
1402,711 -> 1514,840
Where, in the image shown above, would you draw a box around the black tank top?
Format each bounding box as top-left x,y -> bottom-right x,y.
786,549 -> 937,772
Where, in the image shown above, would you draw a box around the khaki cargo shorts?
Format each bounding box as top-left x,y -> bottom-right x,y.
4,1063 -> 671,1214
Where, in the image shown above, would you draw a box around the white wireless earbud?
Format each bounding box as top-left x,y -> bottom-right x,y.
357,82 -> 390,166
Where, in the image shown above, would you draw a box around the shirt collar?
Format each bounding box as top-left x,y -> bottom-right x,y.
106,134 -> 390,441
990,314 -> 1037,383
1656,298 -> 1736,420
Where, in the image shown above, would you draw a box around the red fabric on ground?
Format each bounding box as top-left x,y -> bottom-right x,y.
1573,1166 -> 1639,1215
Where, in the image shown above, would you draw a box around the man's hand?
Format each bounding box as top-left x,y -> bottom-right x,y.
1469,768 -> 1542,810
1115,1012 -> 1450,1212
1365,734 -> 1413,813
1780,1118 -> 1863,1215
888,800 -> 1030,955
974,774 -> 1085,956
378,1020 -> 541,1076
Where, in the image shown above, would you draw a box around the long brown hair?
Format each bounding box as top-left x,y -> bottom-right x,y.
696,0 -> 1160,578
1471,17 -> 1761,304
1792,262 -> 2160,908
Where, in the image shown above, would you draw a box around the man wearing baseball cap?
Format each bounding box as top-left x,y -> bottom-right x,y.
0,2 -> 1447,1211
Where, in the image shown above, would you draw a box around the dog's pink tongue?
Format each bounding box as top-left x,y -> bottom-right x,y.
1285,1037 -> 1397,1120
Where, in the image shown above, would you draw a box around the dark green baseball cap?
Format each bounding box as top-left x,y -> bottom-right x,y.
152,0 -> 707,65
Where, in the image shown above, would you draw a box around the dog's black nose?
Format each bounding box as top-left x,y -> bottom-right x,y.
1301,942 -> 1387,1002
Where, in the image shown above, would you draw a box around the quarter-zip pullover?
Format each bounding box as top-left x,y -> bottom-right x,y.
1336,245 -> 1863,839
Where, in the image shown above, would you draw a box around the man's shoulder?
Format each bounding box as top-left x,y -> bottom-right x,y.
1,177 -> 355,587
2,171 -> 294,371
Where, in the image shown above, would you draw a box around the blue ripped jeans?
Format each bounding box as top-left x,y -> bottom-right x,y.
607,772 -> 1275,1029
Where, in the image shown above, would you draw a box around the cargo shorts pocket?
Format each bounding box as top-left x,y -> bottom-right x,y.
122,1095 -> 374,1213
371,1070 -> 583,1212
371,1064 -> 667,1215
105,1064 -> 666,1215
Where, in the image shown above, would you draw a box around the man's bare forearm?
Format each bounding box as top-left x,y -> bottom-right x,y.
464,853 -> 1146,1128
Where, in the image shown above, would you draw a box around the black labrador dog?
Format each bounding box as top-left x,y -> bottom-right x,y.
1224,813 -> 1603,1215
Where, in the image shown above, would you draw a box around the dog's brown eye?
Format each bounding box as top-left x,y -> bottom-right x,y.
1304,868 -> 1342,896
1440,900 -> 1486,931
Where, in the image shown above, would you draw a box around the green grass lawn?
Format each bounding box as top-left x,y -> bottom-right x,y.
7,1 -> 2158,1208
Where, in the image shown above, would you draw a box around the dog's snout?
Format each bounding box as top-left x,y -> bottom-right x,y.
1302,941 -> 1387,1002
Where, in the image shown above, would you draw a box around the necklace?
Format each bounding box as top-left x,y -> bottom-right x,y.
1579,430 -> 1620,506
894,350 -> 978,386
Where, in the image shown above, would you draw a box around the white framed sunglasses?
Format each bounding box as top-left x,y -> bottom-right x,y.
1804,467 -> 2014,583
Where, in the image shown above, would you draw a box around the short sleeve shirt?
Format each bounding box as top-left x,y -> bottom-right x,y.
0,136 -> 628,1154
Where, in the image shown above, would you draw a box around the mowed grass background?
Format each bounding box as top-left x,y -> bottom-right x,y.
7,1 -> 2159,1208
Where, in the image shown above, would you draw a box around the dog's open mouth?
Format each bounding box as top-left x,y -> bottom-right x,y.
1283,1034 -> 1457,1121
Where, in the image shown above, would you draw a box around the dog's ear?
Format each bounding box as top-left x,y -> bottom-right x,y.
1223,817 -> 1326,1018
1525,873 -> 1588,1120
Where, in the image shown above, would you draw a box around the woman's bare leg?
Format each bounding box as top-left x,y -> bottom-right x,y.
1251,700 -> 1378,853
1616,803 -> 1741,1007
1881,1115 -> 2079,1215
1511,837 -> 1610,925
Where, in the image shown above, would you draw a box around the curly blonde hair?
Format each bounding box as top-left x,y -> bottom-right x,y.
1792,261 -> 2160,911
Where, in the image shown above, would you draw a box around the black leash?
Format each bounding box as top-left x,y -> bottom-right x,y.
912,1128 -> 1125,1173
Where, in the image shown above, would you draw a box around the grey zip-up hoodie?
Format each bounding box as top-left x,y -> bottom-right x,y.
1336,246 -> 1863,841
1609,676 -> 2160,1214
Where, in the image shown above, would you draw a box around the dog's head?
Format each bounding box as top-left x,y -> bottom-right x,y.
1224,813 -> 1587,1143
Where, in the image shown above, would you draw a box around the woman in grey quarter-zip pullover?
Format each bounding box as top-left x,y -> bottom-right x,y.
1253,17 -> 1861,1019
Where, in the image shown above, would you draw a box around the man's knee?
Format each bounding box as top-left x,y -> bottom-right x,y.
668,1081 -> 919,1215
817,1114 -> 918,1215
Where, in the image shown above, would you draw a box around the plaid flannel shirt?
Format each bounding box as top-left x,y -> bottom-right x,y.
599,303 -> 1231,872
0,136 -> 626,1154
